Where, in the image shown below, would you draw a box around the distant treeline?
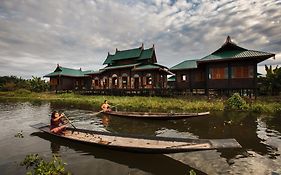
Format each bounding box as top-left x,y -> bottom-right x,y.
258,65 -> 281,96
0,76 -> 49,92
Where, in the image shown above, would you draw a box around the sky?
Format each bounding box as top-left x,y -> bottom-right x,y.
0,0 -> 280,79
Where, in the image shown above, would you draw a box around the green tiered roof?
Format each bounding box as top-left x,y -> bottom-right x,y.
133,64 -> 163,70
169,36 -> 274,71
103,63 -> 140,70
200,50 -> 274,62
44,66 -> 92,77
103,45 -> 155,65
139,48 -> 154,60
170,59 -> 198,70
199,36 -> 274,63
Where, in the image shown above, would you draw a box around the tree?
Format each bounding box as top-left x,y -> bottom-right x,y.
0,76 -> 49,92
29,76 -> 49,92
259,65 -> 281,95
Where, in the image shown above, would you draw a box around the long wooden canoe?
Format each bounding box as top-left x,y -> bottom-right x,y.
102,111 -> 210,119
31,123 -> 241,153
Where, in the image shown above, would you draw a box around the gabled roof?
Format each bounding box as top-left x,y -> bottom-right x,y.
199,36 -> 275,63
103,45 -> 156,65
133,63 -> 172,74
138,48 -> 154,60
212,36 -> 247,54
200,50 -> 274,62
44,66 -> 92,77
102,63 -> 140,70
133,64 -> 163,70
170,59 -> 198,70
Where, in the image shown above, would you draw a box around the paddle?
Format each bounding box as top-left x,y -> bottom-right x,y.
61,113 -> 77,129
92,110 -> 104,116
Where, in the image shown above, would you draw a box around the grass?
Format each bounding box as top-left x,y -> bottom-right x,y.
0,91 -> 280,114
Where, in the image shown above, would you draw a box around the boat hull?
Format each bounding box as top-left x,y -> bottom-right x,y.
102,111 -> 210,119
31,123 -> 241,154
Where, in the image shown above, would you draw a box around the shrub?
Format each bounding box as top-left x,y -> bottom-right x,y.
225,93 -> 248,110
20,154 -> 71,175
2,82 -> 17,91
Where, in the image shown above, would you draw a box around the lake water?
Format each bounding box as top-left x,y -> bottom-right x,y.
0,100 -> 281,175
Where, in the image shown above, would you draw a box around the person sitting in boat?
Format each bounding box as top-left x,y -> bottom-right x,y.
101,100 -> 112,112
50,111 -> 67,134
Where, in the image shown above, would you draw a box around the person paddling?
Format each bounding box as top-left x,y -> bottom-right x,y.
50,111 -> 67,134
101,100 -> 112,112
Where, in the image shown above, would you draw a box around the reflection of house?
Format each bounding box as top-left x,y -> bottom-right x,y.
44,65 -> 92,91
86,44 -> 171,95
170,36 -> 275,96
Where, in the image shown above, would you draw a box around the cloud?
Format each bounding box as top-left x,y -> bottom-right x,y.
0,0 -> 280,78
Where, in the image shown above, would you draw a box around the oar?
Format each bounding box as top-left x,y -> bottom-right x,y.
62,113 -> 77,129
92,110 -> 103,116
90,110 -> 104,125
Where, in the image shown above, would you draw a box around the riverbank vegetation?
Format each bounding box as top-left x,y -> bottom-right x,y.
0,76 -> 49,92
1,67 -> 281,114
0,90 -> 281,114
20,154 -> 71,175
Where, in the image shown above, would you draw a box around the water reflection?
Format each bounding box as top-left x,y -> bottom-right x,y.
102,115 -> 110,128
1,101 -> 281,174
99,111 -> 280,161
31,132 -> 205,175
49,101 -> 281,161
50,142 -> 61,155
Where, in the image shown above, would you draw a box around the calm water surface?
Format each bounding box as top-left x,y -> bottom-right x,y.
0,100 -> 281,175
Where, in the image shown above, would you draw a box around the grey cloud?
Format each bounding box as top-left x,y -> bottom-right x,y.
0,0 -> 280,77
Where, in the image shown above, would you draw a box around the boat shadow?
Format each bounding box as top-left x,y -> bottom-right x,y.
31,131 -> 206,175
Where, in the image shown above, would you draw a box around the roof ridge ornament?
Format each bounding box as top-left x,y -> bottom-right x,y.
141,43 -> 144,49
152,44 -> 155,49
116,48 -> 118,53
224,36 -> 236,45
226,36 -> 231,43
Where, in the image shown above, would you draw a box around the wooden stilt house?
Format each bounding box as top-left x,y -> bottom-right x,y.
44,65 -> 92,91
86,44 -> 172,95
170,36 -> 275,96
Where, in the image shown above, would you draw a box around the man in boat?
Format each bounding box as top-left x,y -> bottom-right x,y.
50,111 -> 67,134
101,100 -> 112,112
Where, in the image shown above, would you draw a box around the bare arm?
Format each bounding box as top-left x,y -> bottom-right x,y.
52,115 -> 63,122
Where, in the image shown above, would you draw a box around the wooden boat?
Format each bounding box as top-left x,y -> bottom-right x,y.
31,123 -> 241,153
102,111 -> 210,119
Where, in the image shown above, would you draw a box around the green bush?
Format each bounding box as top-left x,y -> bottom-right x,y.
0,76 -> 49,92
251,103 -> 264,113
20,154 -> 71,175
225,93 -> 248,110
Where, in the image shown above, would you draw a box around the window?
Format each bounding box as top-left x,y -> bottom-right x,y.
94,80 -> 99,86
147,77 -> 152,85
103,78 -> 108,87
181,74 -> 186,81
195,71 -> 205,81
232,66 -> 253,78
50,78 -> 58,85
113,78 -> 118,86
122,77 -> 127,87
209,67 -> 228,79
146,74 -> 152,85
